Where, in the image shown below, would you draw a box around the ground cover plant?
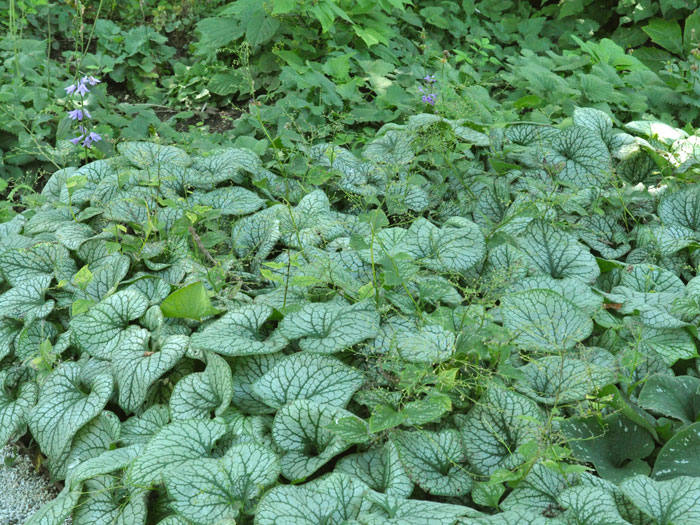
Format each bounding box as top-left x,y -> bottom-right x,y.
5,1 -> 700,524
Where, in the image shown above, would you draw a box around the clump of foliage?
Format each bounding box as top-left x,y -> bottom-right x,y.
3,106 -> 700,523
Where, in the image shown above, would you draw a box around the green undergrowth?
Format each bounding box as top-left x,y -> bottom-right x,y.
3,106 -> 700,523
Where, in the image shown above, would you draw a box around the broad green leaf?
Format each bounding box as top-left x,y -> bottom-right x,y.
71,289 -> 150,359
653,422 -> 700,479
363,130 -> 414,164
404,217 -> 486,274
0,318 -> 21,360
112,332 -> 188,413
561,413 -> 654,483
642,18 -> 683,55
516,355 -> 616,405
361,491 -> 481,523
231,353 -> 286,414
501,289 -> 593,352
118,142 -> 190,170
279,300 -> 379,354
547,125 -> 612,186
0,243 -> 73,287
335,441 -> 413,498
394,323 -> 456,364
164,443 -> 280,524
620,476 -> 700,524
190,186 -> 264,216
518,220 -> 600,282
271,399 -> 354,480
658,185 -> 700,232
0,275 -> 55,321
73,476 -> 147,525
170,351 -> 233,420
120,404 -> 170,446
161,282 -> 221,321
505,275 -> 602,315
457,386 -> 543,476
501,462 -> 575,518
27,362 -> 113,461
558,485 -> 629,525
0,369 -> 38,446
252,352 -> 364,409
127,418 -> 227,487
392,429 -> 472,497
256,473 -> 366,525
638,374 -> 700,425
191,304 -> 287,356
52,411 -> 121,480
23,487 -> 82,525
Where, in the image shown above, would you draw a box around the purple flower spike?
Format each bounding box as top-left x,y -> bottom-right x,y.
68,109 -> 85,121
422,93 -> 437,105
82,131 -> 102,147
70,135 -> 84,145
82,75 -> 101,86
65,83 -> 77,95
75,82 -> 90,96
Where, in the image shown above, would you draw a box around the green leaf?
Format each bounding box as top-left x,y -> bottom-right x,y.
561,413 -> 654,483
392,429 -> 472,497
127,419 -> 227,487
0,370 -> 38,446
0,275 -> 55,322
73,476 -> 147,525
71,289 -> 150,359
620,476 -> 700,524
252,352 -> 364,409
0,243 -> 73,287
335,441 -> 413,497
558,485 -> 629,525
658,186 -> 700,232
191,304 -> 287,356
256,473 -> 366,525
112,332 -> 188,413
456,386 -> 543,476
405,217 -> 486,274
161,282 -> 221,321
363,130 -> 414,164
279,300 -> 379,354
118,142 -> 190,170
500,462 -> 573,518
516,355 -> 616,405
190,186 -> 265,216
501,289 -> 593,352
518,220 -> 600,282
638,374 -> 700,425
369,404 -> 406,433
164,443 -> 280,524
170,351 -> 233,420
653,422 -> 700,479
27,363 -> 113,461
272,399 -> 354,480
245,8 -> 280,47
395,324 -> 457,364
547,126 -> 612,187
642,18 -> 683,55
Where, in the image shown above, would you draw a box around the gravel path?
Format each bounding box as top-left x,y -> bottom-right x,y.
0,444 -> 68,525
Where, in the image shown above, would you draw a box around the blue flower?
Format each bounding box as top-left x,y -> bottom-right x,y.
81,131 -> 102,147
75,81 -> 90,96
69,135 -> 84,145
423,75 -> 437,83
65,84 -> 77,95
82,75 -> 101,86
68,109 -> 91,121
421,93 -> 437,105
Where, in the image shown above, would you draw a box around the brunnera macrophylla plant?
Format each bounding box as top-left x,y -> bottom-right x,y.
3,107 -> 700,524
